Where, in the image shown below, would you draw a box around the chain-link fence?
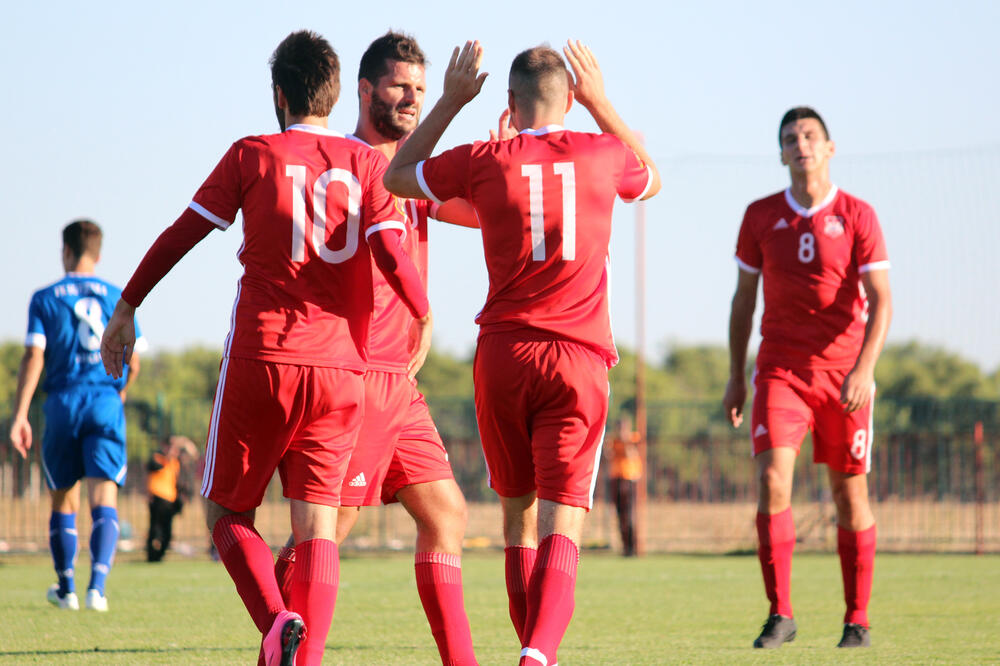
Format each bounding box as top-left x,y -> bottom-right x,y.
1,397 -> 997,555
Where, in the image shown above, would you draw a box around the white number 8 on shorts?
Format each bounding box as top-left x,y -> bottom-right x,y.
850,429 -> 868,460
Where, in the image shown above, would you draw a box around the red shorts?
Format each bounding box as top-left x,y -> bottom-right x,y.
751,365 -> 874,474
474,332 -> 609,509
340,371 -> 453,507
200,357 -> 364,512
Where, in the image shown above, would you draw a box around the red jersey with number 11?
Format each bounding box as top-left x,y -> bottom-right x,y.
417,126 -> 651,367
190,124 -> 405,371
735,186 -> 890,370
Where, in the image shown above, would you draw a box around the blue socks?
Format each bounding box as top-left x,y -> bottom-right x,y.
88,506 -> 119,594
49,512 -> 78,596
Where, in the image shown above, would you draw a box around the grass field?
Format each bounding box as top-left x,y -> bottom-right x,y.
0,551 -> 997,664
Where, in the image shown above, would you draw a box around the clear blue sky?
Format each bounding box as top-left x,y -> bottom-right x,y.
3,1 -> 998,371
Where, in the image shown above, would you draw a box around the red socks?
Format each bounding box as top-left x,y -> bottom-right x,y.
838,524 -> 876,626
212,514 -> 285,635
290,538 -> 339,666
415,552 -> 477,665
756,509 -> 795,618
504,545 -> 537,642
519,534 -> 579,666
274,544 -> 296,608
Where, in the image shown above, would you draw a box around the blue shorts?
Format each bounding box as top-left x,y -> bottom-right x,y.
42,387 -> 127,490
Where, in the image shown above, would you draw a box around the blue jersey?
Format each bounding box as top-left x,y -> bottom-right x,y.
25,273 -> 148,393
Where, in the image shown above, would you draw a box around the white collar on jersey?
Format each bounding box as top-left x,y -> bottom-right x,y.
285,123 -> 345,138
784,185 -> 839,218
519,124 -> 566,136
345,133 -> 371,147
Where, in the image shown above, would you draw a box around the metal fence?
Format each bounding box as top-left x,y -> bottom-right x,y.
1,397 -> 997,556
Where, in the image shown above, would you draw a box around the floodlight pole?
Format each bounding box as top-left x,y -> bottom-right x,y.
635,191 -> 648,556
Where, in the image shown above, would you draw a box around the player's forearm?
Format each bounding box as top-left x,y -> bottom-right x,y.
121,352 -> 141,395
728,295 -> 756,380
385,99 -> 462,198
121,208 -> 216,307
13,349 -> 44,419
368,230 -> 430,319
853,291 -> 892,375
582,99 -> 661,199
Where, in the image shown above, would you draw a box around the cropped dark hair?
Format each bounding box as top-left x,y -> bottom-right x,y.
358,31 -> 426,83
778,106 -> 829,145
269,30 -> 341,118
63,219 -> 102,260
508,46 -> 568,106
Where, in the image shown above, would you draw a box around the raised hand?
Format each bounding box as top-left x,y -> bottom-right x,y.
441,40 -> 488,110
563,39 -> 607,112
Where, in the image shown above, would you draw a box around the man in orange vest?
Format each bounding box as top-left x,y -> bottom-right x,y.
608,418 -> 642,556
146,436 -> 198,562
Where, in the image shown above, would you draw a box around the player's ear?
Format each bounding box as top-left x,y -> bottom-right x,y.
274,85 -> 288,110
565,89 -> 574,114
359,78 -> 373,101
827,139 -> 836,158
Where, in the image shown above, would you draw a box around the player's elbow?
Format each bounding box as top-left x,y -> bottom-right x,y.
382,166 -> 406,198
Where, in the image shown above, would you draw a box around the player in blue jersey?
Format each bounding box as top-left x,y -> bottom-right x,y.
10,219 -> 147,612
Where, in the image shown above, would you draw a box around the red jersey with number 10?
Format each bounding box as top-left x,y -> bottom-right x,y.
735,187 -> 890,370
189,124 -> 405,371
417,126 -> 651,367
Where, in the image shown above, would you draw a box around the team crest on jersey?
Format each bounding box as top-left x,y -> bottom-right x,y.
392,196 -> 409,223
823,216 -> 845,238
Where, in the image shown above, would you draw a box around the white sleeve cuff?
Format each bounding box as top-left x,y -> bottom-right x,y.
734,256 -> 761,274
189,201 -> 232,230
365,221 -> 408,242
25,332 -> 46,349
415,161 -> 444,206
620,165 -> 654,203
859,260 -> 891,274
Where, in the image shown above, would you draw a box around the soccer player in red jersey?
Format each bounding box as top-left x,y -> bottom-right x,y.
385,40 -> 661,666
723,107 -> 892,649
100,31 -> 431,666
270,31 -> 479,666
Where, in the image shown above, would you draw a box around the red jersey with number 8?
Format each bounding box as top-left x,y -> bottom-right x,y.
416,126 -> 651,367
189,124 -> 405,370
734,187 -> 890,370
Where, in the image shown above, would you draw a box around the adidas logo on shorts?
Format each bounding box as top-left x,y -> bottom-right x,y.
348,472 -> 367,488
754,424 -> 769,438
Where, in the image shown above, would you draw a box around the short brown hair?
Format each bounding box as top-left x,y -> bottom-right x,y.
63,219 -> 102,260
358,31 -> 426,83
269,30 -> 341,118
509,46 -> 568,107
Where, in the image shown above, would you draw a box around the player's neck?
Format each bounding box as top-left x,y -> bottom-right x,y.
284,114 -> 328,130
787,172 -> 833,210
65,256 -> 97,275
353,122 -> 399,161
513,105 -> 565,132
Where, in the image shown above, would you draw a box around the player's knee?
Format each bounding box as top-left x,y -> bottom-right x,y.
758,464 -> 791,500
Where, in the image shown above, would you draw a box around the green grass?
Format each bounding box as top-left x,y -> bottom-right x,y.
0,551 -> 998,664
